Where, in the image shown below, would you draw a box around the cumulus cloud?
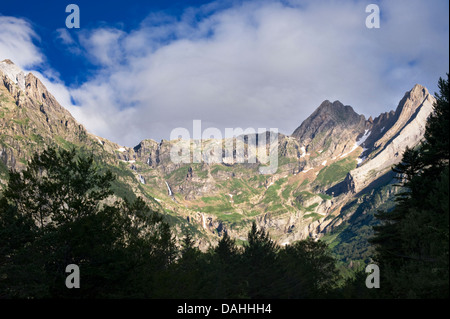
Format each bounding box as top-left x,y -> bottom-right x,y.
55,28 -> 75,45
1,0 -> 449,147
79,28 -> 127,67
0,16 -> 44,68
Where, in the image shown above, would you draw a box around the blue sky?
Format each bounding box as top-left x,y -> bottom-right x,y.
1,0 -> 449,146
1,0 -> 220,84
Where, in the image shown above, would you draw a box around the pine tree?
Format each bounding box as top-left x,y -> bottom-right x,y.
211,232 -> 244,298
278,238 -> 339,298
423,74 -> 450,168
242,222 -> 280,299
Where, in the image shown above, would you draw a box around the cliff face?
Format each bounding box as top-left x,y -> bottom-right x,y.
292,100 -> 366,141
343,84 -> 434,194
0,59 -> 435,250
0,59 -> 127,169
0,60 -> 85,172
292,100 -> 367,160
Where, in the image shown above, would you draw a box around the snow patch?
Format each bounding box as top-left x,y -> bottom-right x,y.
339,130 -> 371,159
299,146 -> 306,157
117,147 -> 126,152
321,160 -> 327,166
356,129 -> 371,147
0,60 -> 26,90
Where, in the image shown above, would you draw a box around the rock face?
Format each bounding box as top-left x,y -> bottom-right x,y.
292,100 -> 367,159
292,100 -> 366,140
343,84 -> 435,194
0,60 -> 124,171
133,139 -> 160,167
0,60 -> 90,171
0,59 -> 26,91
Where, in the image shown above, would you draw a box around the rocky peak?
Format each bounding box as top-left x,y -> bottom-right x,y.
373,84 -> 432,150
0,60 -> 92,171
1,60 -> 65,114
292,100 -> 364,140
394,84 -> 430,123
312,100 -> 361,122
290,99 -> 366,161
342,84 -> 435,194
0,59 -> 26,91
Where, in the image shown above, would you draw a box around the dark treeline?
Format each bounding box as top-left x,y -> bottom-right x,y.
0,146 -> 367,299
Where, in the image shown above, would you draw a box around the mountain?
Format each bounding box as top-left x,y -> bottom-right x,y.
0,59 -> 168,217
0,59 -> 435,258
1,59 -> 87,171
342,84 -> 435,194
0,59 -> 119,170
292,100 -> 367,159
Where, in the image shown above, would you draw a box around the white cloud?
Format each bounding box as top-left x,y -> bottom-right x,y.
79,28 -> 127,67
0,16 -> 44,68
55,28 -> 75,45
